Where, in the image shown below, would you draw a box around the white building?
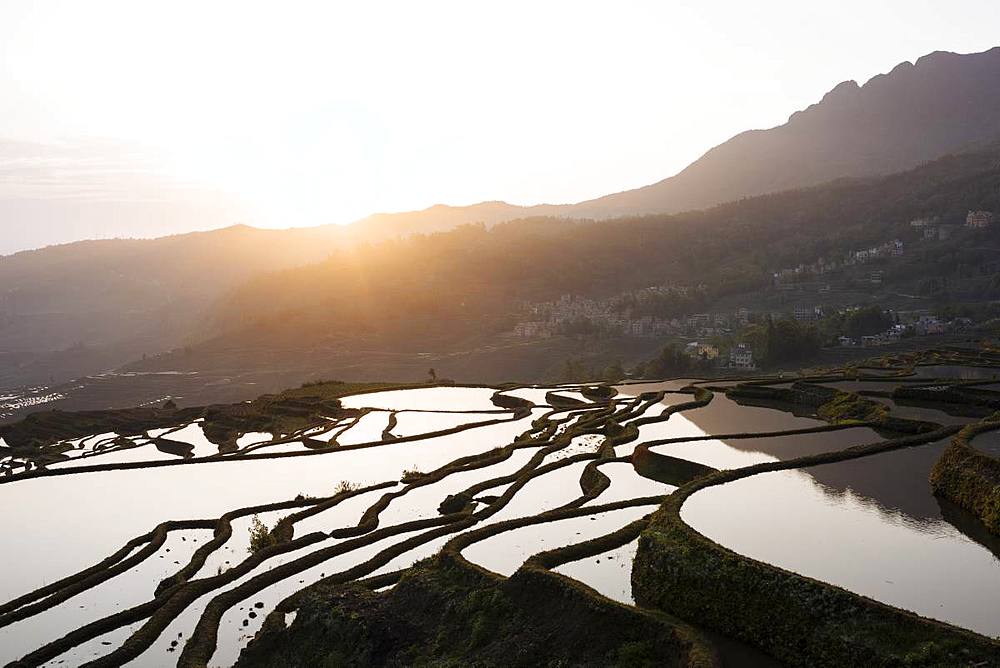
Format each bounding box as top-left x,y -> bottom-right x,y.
793,306 -> 819,322
966,210 -> 993,228
730,343 -> 755,369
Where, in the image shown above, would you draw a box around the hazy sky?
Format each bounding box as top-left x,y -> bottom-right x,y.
1,1 -> 999,254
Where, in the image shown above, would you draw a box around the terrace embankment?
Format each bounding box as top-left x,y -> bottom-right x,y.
632,425 -> 1000,668
931,418 -> 1000,535
238,547 -> 717,668
0,381 -> 445,465
0,404 -> 201,453
728,381 -> 937,435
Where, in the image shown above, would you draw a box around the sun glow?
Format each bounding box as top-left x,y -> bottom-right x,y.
1,0 -> 999,240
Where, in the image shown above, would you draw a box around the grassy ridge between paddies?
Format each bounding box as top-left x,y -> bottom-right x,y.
931,417 -> 1000,535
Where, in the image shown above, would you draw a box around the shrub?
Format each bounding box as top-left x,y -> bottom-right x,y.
247,515 -> 278,554
401,466 -> 424,483
334,480 -> 359,494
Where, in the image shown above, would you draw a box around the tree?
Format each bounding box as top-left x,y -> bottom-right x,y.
844,306 -> 892,338
764,318 -> 820,367
638,343 -> 693,378
601,361 -> 625,383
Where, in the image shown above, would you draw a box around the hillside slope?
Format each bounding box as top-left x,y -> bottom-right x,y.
0,225 -> 350,385
154,144 -> 1000,381
6,47 -> 1000,389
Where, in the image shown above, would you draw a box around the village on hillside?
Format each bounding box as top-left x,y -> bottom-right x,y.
509,211 -> 995,370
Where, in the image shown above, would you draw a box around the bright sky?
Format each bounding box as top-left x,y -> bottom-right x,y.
1,0 -> 999,253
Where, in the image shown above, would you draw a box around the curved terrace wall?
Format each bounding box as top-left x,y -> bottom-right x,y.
632,427 -> 1000,668
930,419 -> 1000,534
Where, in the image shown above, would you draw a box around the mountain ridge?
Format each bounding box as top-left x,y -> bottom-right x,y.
340,47 -> 1000,230
4,46 -> 1000,388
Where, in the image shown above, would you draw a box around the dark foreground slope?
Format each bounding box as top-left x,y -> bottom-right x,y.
0,225 -> 348,388
237,556 -> 716,668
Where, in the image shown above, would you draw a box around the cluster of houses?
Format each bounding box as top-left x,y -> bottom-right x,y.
773,238 -> 904,285
836,313 -> 966,348
837,326 -> 905,348
772,210 -> 996,288
512,291 -> 752,340
909,217 -> 952,241
909,210 -> 993,239
850,239 -> 904,263
683,341 -> 755,369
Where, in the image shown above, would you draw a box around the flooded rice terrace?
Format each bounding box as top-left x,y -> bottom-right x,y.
1,362 -> 1000,665
0,387 -> 66,422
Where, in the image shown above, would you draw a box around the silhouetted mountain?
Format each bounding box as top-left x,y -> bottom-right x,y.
567,48 -> 1000,218
352,201 -> 562,237
343,47 -> 1000,231
0,224 -> 347,386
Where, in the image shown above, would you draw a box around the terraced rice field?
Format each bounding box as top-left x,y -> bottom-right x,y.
2,349 -> 1000,666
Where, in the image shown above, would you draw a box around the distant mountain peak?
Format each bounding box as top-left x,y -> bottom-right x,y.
219,223 -> 257,233
823,79 -> 861,100
344,47 -> 1000,241
561,46 -> 1000,219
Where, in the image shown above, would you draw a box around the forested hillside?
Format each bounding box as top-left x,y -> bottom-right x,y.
205,144 -> 1000,350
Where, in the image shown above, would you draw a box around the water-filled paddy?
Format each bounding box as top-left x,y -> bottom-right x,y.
683,441 -> 1000,637
970,429 -> 1000,457
913,365 -> 1000,381
873,397 -> 978,425
4,370 -> 1000,666
0,408 -> 540,611
340,386 -> 499,411
464,506 -> 652,577
553,538 -> 639,604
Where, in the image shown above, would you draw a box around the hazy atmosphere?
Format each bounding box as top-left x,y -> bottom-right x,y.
2,1 -> 999,254
4,4 -> 1000,667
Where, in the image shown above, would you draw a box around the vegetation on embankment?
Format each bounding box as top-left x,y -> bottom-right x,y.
815,391 -> 889,425
930,418 -> 1000,535
237,553 -> 716,668
0,379 -> 490,465
0,404 -> 201,452
894,384 -> 1000,414
631,448 -> 716,487
279,380 -> 433,401
581,384 -> 618,402
730,381 -> 940,435
632,426 -> 1000,668
545,390 -> 589,408
231,390 -> 718,668
239,495 -> 716,668
201,393 -> 357,451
